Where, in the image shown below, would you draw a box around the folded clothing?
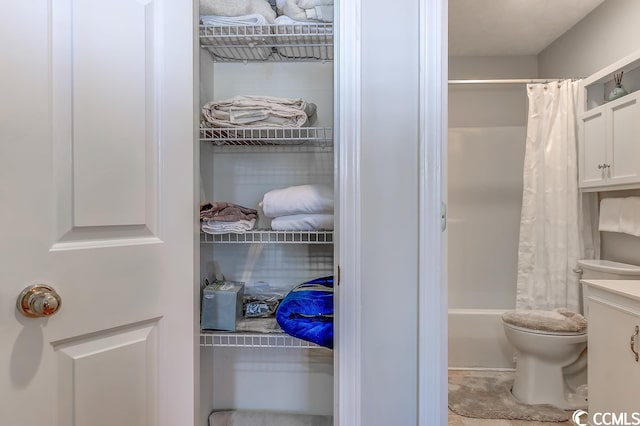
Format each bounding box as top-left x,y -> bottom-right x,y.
260,184 -> 333,218
202,95 -> 317,128
599,197 -> 640,237
200,14 -> 273,61
199,0 -> 277,23
273,16 -> 333,60
202,218 -> 256,234
276,276 -> 333,349
271,214 -> 333,231
200,201 -> 258,222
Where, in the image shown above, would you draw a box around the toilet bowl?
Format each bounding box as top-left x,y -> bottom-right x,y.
503,321 -> 587,409
503,259 -> 640,410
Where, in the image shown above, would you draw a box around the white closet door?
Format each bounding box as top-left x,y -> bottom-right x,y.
0,1 -> 197,425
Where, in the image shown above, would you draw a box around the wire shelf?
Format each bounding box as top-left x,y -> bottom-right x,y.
199,23 -> 333,62
200,230 -> 333,244
199,126 -> 333,147
200,332 -> 323,348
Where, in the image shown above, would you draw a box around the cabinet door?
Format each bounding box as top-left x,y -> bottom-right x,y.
588,298 -> 640,418
579,110 -> 607,188
608,93 -> 640,186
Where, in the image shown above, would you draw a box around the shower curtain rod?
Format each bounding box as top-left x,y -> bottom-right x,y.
448,78 -> 581,85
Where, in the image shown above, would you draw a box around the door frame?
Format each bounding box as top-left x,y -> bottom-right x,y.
336,0 -> 447,424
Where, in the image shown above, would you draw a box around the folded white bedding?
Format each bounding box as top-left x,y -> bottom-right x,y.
271,214 -> 333,231
199,0 -> 277,23
202,219 -> 256,234
199,14 -> 273,61
260,184 -> 333,218
202,96 -> 317,128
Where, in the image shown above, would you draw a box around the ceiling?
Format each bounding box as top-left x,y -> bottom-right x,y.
449,0 -> 607,56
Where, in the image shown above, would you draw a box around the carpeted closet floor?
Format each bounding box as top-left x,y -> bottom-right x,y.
448,371 -> 573,425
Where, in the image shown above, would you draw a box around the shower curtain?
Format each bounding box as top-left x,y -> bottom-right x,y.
516,80 -> 596,312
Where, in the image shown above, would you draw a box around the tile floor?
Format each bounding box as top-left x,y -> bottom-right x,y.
448,370 -> 573,426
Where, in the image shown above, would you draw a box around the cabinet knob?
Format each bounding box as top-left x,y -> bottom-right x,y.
630,325 -> 639,362
598,164 -> 605,169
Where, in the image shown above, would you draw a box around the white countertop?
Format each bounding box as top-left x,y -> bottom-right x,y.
582,279 -> 640,302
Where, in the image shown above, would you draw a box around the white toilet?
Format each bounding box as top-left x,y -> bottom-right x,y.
502,259 -> 640,410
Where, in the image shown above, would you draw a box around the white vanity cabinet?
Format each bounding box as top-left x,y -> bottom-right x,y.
579,50 -> 640,191
582,280 -> 640,422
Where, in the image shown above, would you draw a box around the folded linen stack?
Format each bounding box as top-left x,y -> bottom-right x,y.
200,201 -> 258,234
598,197 -> 640,237
260,184 -> 333,231
275,0 -> 333,23
199,0 -> 276,60
202,95 -> 317,129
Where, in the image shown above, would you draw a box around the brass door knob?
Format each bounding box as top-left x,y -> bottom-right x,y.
17,284 -> 62,318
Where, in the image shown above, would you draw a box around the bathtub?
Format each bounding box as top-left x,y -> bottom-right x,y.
448,308 -> 515,370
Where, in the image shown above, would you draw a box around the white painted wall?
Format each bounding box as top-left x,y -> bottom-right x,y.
538,0 -> 640,266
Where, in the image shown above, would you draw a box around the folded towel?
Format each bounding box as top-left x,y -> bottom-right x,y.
271,214 -> 333,231
202,96 -> 317,128
199,0 -> 277,23
200,14 -> 269,26
260,184 -> 333,218
200,202 -> 258,222
275,0 -> 333,22
599,197 -> 640,237
297,0 -> 333,8
202,218 -> 256,234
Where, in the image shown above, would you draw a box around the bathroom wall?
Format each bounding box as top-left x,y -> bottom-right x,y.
538,0 -> 640,266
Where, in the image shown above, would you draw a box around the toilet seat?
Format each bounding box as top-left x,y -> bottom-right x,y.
502,309 -> 587,334
502,321 -> 586,336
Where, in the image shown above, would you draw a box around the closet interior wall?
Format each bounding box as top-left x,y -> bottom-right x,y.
198,41 -> 335,424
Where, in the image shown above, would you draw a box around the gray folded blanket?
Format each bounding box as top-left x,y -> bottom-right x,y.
202,95 -> 317,128
200,202 -> 258,222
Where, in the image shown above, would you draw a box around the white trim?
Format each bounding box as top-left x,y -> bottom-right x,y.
418,0 -> 447,425
335,0 -> 362,424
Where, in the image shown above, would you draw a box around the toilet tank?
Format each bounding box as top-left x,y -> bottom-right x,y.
577,259 -> 640,317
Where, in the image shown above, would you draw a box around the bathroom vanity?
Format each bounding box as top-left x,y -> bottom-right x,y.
582,279 -> 640,421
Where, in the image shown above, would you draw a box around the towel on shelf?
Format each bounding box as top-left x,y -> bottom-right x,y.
199,0 -> 277,23
599,197 -> 640,237
273,16 -> 333,60
259,184 -> 333,218
199,14 -> 273,61
200,14 -> 269,26
202,95 -> 317,128
296,0 -> 333,8
275,0 -> 333,22
271,214 -> 333,231
202,218 -> 256,234
200,201 -> 258,222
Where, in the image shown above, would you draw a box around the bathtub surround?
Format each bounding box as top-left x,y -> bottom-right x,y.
448,370 -> 569,422
516,80 -> 582,312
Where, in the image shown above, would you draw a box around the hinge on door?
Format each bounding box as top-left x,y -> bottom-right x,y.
337,265 -> 341,286
441,202 -> 447,232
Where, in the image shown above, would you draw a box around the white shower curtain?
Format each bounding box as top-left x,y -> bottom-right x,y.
516,80 -> 594,312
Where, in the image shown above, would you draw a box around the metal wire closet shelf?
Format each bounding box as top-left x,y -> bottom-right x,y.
199,126 -> 333,147
200,23 -> 333,62
200,230 -> 334,244
200,332 -> 323,348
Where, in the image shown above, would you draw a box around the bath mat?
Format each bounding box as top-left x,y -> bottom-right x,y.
448,371 -> 569,422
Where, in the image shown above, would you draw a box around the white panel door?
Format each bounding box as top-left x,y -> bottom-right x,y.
0,1 -> 197,426
608,94 -> 640,186
579,110 -> 607,188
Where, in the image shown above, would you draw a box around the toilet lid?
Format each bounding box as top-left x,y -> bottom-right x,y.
502,308 -> 587,333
